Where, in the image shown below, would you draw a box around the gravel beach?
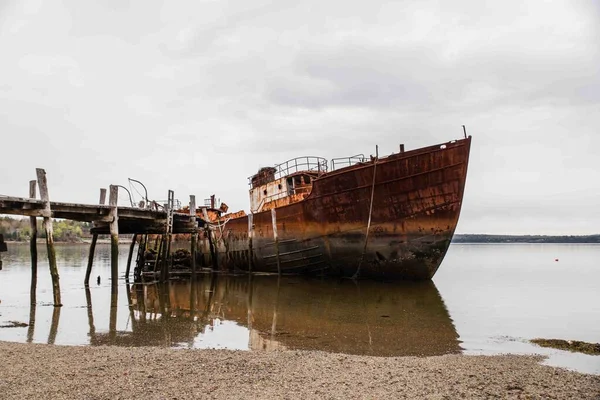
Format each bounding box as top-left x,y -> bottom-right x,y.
0,341 -> 598,399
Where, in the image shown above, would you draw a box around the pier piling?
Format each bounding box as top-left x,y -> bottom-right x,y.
125,234 -> 137,280
29,180 -> 38,297
109,287 -> 118,341
85,189 -> 106,286
99,188 -> 107,206
203,207 -> 218,270
109,185 -> 119,288
36,168 -> 61,307
84,235 -> 98,287
190,195 -> 197,279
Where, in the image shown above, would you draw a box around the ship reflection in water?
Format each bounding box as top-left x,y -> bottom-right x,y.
90,275 -> 461,357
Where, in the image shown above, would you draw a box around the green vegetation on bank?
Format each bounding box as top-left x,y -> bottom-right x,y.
0,216 -> 91,242
453,234 -> 600,244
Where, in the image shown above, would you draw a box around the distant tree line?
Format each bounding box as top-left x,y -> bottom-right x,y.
453,234 -> 600,244
0,216 -> 92,242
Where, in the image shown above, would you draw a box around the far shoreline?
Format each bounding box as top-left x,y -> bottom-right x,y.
452,234 -> 600,244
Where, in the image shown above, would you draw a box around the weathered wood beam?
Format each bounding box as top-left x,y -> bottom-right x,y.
90,220 -> 171,235
1,195 -> 179,222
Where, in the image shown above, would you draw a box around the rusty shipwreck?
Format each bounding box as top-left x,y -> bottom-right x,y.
197,135 -> 471,280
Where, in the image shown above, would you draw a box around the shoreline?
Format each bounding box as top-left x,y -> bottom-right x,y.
0,341 -> 598,399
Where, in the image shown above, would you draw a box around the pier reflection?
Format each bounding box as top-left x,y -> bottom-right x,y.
89,275 -> 461,356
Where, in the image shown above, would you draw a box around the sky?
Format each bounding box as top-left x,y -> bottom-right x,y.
0,0 -> 598,235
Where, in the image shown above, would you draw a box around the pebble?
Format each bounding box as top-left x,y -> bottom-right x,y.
0,341 -> 598,399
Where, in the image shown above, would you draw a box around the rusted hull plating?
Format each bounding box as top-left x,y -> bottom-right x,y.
206,137 -> 471,280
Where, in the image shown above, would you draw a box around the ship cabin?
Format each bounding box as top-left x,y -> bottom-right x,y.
249,157 -> 328,213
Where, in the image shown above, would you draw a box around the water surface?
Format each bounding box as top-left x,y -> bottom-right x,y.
0,242 -> 598,374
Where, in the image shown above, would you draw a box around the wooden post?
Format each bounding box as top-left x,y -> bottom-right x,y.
125,234 -> 138,280
29,180 -> 38,300
203,208 -> 218,270
190,195 -> 197,279
27,190 -> 37,339
85,287 -> 96,341
247,213 -> 253,272
84,235 -> 98,286
36,168 -> 61,307
99,188 -> 107,206
85,189 -> 105,286
109,286 -> 118,342
109,185 -> 119,288
26,292 -> 36,343
271,208 -> 281,275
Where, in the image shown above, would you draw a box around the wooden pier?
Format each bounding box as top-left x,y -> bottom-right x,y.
0,168 -> 210,306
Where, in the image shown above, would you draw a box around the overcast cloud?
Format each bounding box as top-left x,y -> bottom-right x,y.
1,0 -> 598,235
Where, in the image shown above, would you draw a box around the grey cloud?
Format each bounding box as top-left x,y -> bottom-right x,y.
1,0 -> 599,233
265,36 -> 600,112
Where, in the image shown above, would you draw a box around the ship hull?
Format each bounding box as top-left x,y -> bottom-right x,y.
205,137 -> 471,280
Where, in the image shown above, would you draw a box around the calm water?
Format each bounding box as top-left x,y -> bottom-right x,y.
0,242 -> 598,374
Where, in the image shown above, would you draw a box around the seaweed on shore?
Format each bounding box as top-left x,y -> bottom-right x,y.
531,338 -> 600,355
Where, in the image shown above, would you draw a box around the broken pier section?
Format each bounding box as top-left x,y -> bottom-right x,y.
0,168 -> 223,306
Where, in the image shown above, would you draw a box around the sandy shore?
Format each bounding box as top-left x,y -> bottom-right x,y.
0,341 -> 598,399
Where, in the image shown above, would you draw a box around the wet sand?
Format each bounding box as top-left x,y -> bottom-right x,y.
0,341 -> 598,399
